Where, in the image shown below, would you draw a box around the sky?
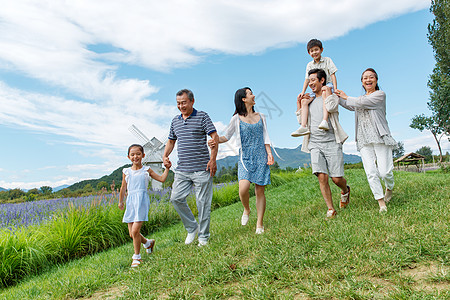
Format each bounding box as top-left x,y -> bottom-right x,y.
0,0 -> 447,190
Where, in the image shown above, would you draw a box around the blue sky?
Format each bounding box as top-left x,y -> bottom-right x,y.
0,0 -> 446,190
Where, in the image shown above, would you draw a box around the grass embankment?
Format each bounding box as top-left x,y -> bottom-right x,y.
0,173 -> 299,288
1,169 -> 449,299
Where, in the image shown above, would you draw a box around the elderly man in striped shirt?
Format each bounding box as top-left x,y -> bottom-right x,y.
163,89 -> 219,247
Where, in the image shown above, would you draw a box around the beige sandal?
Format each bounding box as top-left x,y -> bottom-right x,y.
131,259 -> 142,268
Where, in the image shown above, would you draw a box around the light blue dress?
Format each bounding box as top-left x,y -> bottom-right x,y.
237,118 -> 271,186
122,166 -> 151,223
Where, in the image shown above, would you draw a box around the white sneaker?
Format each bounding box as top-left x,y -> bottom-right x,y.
255,227 -> 264,234
291,126 -> 311,137
318,120 -> 329,130
185,227 -> 198,245
241,212 -> 250,226
379,206 -> 387,213
198,240 -> 208,247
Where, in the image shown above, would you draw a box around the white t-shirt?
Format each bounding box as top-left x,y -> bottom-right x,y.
305,56 -> 337,85
309,96 -> 335,143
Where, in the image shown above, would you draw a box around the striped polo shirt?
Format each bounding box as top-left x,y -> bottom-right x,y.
168,108 -> 217,172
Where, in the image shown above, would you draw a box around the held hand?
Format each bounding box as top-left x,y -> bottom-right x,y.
297,93 -> 304,104
118,202 -> 124,210
300,93 -> 313,106
267,153 -> 274,165
322,86 -> 331,93
298,93 -> 312,108
207,138 -> 217,149
206,159 -> 217,176
335,89 -> 347,100
163,156 -> 171,169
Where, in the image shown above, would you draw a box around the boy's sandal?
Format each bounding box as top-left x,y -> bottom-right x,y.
340,186 -> 350,209
326,209 -> 337,219
131,259 -> 142,268
144,239 -> 155,254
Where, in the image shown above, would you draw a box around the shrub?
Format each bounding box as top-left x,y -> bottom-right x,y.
0,229 -> 48,287
212,183 -> 241,209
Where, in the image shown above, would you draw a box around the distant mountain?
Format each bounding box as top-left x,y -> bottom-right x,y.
0,187 -> 7,192
53,184 -> 70,192
67,164 -> 131,191
217,144 -> 361,170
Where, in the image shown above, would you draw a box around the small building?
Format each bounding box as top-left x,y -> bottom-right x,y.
394,152 -> 426,173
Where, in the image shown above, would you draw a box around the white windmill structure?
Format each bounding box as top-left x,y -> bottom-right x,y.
128,125 -> 167,190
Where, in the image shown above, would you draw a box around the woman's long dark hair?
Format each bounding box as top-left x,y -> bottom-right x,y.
234,87 -> 255,116
361,68 -> 380,92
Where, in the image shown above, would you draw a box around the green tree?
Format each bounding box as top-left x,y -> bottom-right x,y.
416,146 -> 433,162
27,188 -> 40,195
59,188 -> 72,197
96,181 -> 109,191
40,186 -> 53,195
411,0 -> 450,162
427,0 -> 450,137
392,141 -> 405,159
24,194 -> 36,202
83,184 -> 93,193
410,114 -> 445,162
270,161 -> 281,172
8,188 -> 25,200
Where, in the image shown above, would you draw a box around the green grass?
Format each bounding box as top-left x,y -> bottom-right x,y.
0,173 -> 305,288
1,169 -> 449,299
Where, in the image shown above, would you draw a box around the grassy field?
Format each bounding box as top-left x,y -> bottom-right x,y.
1,169 -> 449,299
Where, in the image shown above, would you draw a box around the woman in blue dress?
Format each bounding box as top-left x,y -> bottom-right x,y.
210,87 -> 274,234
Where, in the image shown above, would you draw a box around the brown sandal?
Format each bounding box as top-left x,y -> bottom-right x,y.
144,239 -> 155,254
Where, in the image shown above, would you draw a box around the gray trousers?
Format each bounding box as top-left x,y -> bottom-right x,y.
170,170 -> 213,242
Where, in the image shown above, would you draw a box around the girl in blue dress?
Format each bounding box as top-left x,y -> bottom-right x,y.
210,87 -> 274,234
118,144 -> 171,267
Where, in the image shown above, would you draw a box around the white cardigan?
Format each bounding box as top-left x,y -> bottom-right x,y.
223,113 -> 280,170
223,113 -> 271,148
339,90 -> 392,140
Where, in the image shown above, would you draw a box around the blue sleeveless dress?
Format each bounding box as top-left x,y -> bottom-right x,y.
237,118 -> 271,186
122,166 -> 151,223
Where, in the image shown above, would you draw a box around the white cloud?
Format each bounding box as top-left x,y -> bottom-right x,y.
0,0 -> 429,93
0,178 -> 79,190
0,82 -> 177,148
402,133 -> 450,155
0,0 -> 429,145
343,133 -> 450,157
343,140 -> 358,155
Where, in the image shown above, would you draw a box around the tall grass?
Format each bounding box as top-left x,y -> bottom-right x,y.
0,229 -> 48,287
0,174 -> 304,288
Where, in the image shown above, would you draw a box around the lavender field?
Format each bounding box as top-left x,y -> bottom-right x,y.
0,188 -> 172,230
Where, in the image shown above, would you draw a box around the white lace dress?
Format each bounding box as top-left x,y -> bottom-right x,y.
356,108 -> 397,151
